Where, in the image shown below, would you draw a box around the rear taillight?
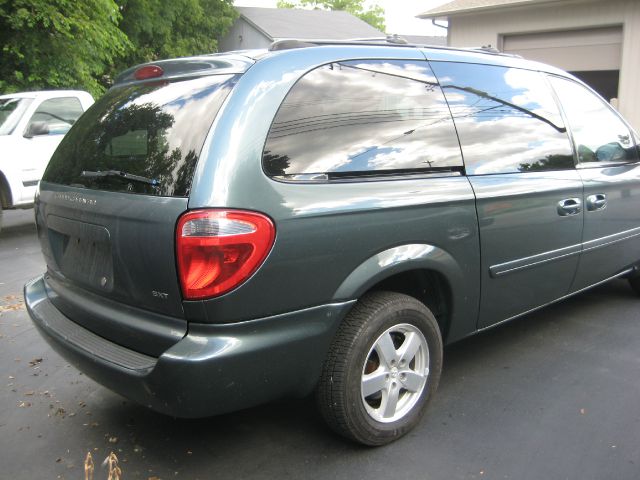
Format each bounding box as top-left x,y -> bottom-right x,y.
176,210 -> 275,300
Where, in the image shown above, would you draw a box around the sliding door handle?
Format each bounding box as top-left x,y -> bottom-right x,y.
557,198 -> 582,216
586,193 -> 607,211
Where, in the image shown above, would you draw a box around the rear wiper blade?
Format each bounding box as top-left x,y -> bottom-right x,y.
81,170 -> 160,186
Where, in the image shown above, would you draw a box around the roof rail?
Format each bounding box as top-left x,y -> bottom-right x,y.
267,38 -> 520,58
346,34 -> 410,45
268,39 -> 317,51
269,35 -> 411,51
467,44 -> 522,57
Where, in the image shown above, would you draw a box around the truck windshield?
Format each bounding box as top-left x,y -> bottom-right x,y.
0,97 -> 33,135
43,74 -> 239,197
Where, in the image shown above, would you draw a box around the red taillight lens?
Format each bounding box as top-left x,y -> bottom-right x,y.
176,210 -> 275,299
134,65 -> 164,80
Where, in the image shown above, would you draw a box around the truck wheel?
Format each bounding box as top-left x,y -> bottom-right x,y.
317,291 -> 443,446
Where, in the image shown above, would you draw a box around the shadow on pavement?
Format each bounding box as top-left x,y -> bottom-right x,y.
1,209 -> 36,239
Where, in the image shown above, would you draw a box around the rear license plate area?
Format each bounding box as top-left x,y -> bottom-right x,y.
46,215 -> 114,292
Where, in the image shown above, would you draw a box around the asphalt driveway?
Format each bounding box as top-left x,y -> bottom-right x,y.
1,209 -> 639,479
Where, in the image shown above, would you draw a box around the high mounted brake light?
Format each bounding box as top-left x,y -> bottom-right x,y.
134,65 -> 164,81
176,210 -> 275,299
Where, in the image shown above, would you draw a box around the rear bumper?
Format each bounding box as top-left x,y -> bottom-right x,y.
25,275 -> 353,417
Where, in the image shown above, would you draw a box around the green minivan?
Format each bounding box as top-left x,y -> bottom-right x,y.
25,39 -> 640,445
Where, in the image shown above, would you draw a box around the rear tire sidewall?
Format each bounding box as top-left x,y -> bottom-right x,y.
343,297 -> 442,445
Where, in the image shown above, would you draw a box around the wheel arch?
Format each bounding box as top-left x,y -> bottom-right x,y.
0,170 -> 12,209
332,244 -> 476,344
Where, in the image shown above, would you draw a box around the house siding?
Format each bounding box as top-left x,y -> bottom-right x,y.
219,18 -> 272,52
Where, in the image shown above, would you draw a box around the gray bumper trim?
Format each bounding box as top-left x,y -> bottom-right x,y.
26,277 -> 157,371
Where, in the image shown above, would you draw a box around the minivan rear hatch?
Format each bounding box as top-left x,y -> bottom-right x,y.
36,66 -> 242,355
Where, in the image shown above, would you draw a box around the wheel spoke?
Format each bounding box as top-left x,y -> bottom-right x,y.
398,332 -> 422,364
381,384 -> 400,418
361,370 -> 388,398
375,332 -> 397,367
359,321 -> 432,425
400,371 -> 426,393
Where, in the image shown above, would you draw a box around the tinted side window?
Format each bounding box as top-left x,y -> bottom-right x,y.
27,97 -> 84,135
431,62 -> 574,175
263,60 -> 462,179
549,76 -> 639,165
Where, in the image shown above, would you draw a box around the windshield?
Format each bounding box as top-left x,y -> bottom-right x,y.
44,74 -> 239,197
0,97 -> 33,135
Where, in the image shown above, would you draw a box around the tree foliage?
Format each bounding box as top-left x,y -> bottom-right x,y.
0,0 -> 130,97
277,0 -> 385,32
114,0 -> 237,71
0,0 -> 237,97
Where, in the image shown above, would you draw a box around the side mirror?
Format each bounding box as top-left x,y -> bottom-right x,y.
24,121 -> 50,139
595,142 -> 627,163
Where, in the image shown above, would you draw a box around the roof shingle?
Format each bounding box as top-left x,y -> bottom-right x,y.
237,7 -> 383,40
418,0 -> 560,18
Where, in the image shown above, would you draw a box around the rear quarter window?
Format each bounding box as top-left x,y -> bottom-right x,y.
44,74 -> 238,197
262,60 -> 462,180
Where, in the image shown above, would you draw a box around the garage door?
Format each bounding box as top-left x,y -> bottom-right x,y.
503,27 -> 622,71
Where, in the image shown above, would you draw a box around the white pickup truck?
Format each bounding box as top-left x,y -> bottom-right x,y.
0,90 -> 94,231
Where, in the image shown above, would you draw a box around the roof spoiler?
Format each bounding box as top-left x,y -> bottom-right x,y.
112,54 -> 255,87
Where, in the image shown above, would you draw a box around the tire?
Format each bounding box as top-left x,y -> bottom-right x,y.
317,291 -> 443,446
0,208 -> 3,234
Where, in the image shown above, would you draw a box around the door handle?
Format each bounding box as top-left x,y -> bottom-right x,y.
586,193 -> 607,211
557,198 -> 582,216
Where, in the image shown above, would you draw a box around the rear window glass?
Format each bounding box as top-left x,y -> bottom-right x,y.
44,74 -> 238,197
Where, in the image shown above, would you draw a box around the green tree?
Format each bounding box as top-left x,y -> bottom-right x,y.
277,0 -> 385,32
114,0 -> 237,71
0,0 -> 237,96
518,154 -> 575,172
0,0 -> 131,96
